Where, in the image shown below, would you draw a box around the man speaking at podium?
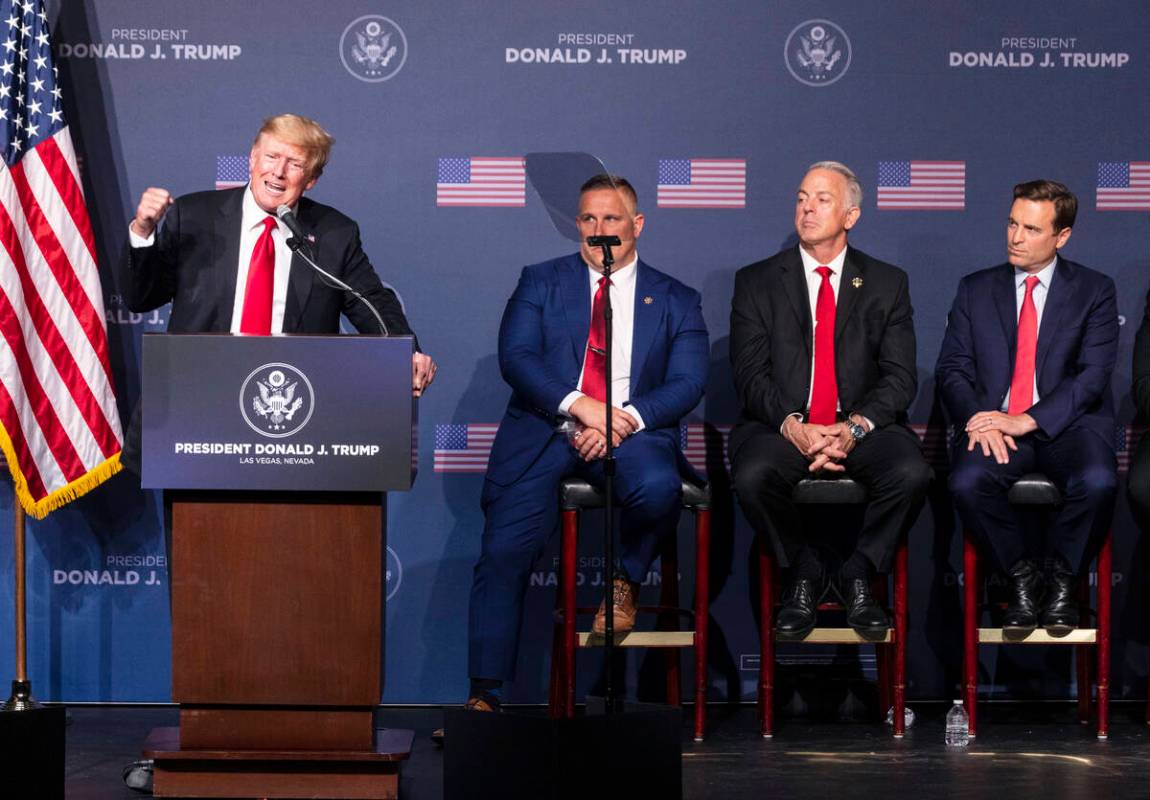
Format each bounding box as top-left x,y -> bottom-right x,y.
463,174 -> 708,716
123,113 -> 436,391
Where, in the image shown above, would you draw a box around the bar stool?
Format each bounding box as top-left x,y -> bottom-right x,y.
962,473 -> 1112,738
757,478 -> 909,738
547,477 -> 712,741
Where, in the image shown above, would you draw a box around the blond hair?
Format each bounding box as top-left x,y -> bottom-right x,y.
254,113 -> 335,179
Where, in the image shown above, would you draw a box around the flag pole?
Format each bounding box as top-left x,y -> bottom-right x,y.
2,482 -> 39,712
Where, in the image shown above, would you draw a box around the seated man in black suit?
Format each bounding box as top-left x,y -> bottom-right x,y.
729,161 -> 930,638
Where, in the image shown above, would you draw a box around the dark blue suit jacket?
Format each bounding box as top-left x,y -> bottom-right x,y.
936,258 -> 1118,444
486,253 -> 709,487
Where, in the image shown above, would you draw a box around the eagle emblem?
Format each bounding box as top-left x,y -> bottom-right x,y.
252,370 -> 304,431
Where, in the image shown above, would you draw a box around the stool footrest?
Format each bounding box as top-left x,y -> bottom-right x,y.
777,628 -> 893,644
977,628 -> 1097,644
577,631 -> 696,648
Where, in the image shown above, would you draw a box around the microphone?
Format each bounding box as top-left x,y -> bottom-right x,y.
274,204 -> 390,336
275,204 -> 308,244
586,235 -> 621,247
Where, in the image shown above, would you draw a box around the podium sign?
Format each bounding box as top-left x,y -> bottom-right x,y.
141,333 -> 415,492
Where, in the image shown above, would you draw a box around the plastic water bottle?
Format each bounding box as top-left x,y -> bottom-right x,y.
945,699 -> 969,747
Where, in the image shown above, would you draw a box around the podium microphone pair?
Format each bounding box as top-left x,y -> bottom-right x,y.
275,204 -> 390,336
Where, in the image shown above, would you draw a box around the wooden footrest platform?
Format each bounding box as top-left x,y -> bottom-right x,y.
977,628 -> 1097,644
577,631 -> 695,647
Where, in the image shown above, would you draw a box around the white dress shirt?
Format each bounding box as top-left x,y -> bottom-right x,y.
558,255 -> 646,431
1001,256 -> 1057,412
129,184 -> 296,334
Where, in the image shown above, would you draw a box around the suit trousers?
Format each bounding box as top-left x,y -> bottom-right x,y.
730,422 -> 930,574
949,427 -> 1116,574
468,430 -> 683,682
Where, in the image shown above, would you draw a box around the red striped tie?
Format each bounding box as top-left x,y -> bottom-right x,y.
579,277 -> 610,402
239,216 -> 278,335
808,266 -> 838,425
1008,275 -> 1040,414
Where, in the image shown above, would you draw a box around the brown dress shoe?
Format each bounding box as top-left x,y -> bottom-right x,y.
592,577 -> 640,635
430,696 -> 496,745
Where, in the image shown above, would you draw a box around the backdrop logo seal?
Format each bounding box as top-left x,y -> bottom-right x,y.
240,362 -> 315,438
386,546 -> 403,601
339,15 -> 408,83
784,19 -> 851,86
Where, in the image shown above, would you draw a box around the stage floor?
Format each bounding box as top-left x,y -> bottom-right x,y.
62,703 -> 1150,798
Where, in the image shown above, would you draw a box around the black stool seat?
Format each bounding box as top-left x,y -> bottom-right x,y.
792,477 -> 867,505
559,477 -> 711,510
1007,473 -> 1061,506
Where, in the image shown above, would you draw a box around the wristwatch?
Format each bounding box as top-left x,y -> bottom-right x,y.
845,418 -> 868,442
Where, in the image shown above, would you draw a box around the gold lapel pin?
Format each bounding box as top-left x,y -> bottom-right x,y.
643,296 -> 654,305
852,277 -> 863,289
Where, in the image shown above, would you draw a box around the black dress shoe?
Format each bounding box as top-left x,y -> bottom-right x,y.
776,576 -> 822,640
842,578 -> 889,639
1003,559 -> 1043,636
1041,564 -> 1079,635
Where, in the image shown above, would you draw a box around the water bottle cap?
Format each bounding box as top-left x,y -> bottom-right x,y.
953,699 -> 963,705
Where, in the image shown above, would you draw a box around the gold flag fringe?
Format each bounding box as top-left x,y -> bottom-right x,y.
0,423 -> 123,519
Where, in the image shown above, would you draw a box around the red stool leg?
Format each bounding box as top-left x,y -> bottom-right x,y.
660,535 -> 682,708
693,508 -> 711,742
561,508 -> 579,719
1096,530 -> 1112,739
759,536 -> 775,738
892,536 -> 909,738
963,532 -> 979,737
1076,577 -> 1091,724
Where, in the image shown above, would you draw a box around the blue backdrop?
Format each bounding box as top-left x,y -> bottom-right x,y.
1,0 -> 1148,706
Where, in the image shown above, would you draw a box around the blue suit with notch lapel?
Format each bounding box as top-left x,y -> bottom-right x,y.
469,252 -> 708,683
936,257 -> 1118,573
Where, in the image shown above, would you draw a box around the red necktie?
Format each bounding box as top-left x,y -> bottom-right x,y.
579,276 -> 610,402
1008,275 -> 1040,415
808,266 -> 838,425
239,216 -> 278,335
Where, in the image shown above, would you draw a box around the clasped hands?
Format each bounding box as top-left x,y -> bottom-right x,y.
964,410 -> 1037,464
782,415 -> 861,473
567,396 -> 639,462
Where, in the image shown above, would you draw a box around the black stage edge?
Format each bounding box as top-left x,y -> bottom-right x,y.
0,704 -> 66,798
444,703 -> 681,799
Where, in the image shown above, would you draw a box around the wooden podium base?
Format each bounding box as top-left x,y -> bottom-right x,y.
144,726 -> 413,799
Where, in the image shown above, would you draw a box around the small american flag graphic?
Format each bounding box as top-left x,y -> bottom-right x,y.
436,157 -> 525,206
216,155 -> 248,189
1117,425 -> 1141,474
680,423 -> 731,474
434,423 -> 498,472
877,161 -> 965,210
1096,162 -> 1150,211
657,158 -> 746,208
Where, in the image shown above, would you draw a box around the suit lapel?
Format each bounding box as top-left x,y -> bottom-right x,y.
283,201 -> 317,332
213,188 -> 244,332
561,255 -> 591,369
833,249 -> 862,342
781,247 -> 812,349
630,261 -> 663,386
994,264 -> 1018,362
1035,258 -> 1074,380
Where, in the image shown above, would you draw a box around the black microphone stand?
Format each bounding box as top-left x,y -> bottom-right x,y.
593,238 -> 623,714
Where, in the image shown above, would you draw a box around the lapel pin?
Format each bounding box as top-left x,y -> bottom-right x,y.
643,296 -> 654,305
307,233 -> 316,243
852,277 -> 863,289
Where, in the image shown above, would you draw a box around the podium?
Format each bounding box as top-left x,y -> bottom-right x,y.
139,333 -> 416,799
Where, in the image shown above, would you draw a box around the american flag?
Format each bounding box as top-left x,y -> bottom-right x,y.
1117,425 -> 1141,474
1096,162 -> 1150,211
657,158 -> 746,208
680,423 -> 731,474
436,157 -> 525,206
0,0 -> 122,518
215,154 -> 247,189
434,423 -> 498,472
876,161 -> 965,210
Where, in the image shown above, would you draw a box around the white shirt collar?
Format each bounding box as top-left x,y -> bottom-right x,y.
585,253 -> 639,287
798,244 -> 848,275
1014,256 -> 1057,289
243,183 -> 287,232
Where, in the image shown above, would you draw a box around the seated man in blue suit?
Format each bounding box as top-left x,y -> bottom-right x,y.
936,180 -> 1118,636
465,174 -> 708,713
